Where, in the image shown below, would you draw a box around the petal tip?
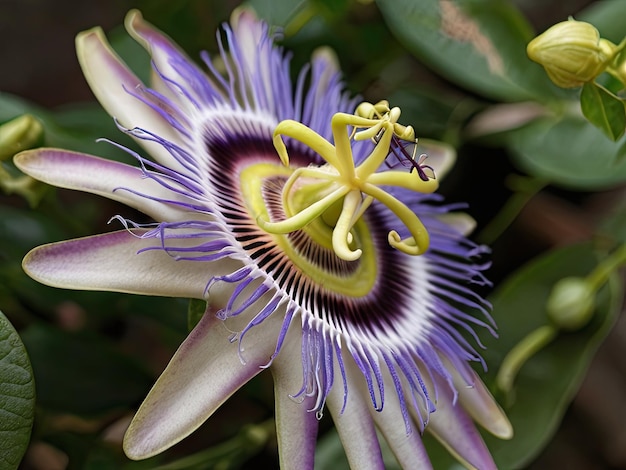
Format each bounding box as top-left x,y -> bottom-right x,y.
230,6 -> 260,27
13,148 -> 37,171
75,26 -> 107,60
124,8 -> 150,48
122,423 -> 163,461
124,8 -> 143,26
489,414 -> 514,440
312,46 -> 340,72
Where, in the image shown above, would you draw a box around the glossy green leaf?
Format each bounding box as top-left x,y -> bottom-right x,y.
376,0 -> 566,102
478,243 -> 623,469
20,324 -> 152,415
320,243 -> 624,470
507,115 -> 626,189
580,82 -> 626,141
0,311 -> 35,470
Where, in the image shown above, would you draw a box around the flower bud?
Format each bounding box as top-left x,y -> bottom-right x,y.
527,19 -> 616,88
0,114 -> 44,161
546,277 -> 595,331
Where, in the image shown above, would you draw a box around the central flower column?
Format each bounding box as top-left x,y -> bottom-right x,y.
258,101 -> 440,261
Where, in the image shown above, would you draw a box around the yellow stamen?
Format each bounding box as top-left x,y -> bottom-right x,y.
261,101 -> 439,260
332,190 -> 364,260
257,185 -> 349,234
362,182 -> 429,255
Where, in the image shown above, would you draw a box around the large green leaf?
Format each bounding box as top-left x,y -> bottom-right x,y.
376,0 -> 565,102
478,243 -> 623,469
507,115 -> 626,189
0,311 -> 35,470
318,243 -> 624,470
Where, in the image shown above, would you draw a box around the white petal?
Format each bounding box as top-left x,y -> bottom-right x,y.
369,369 -> 433,469
22,230 -> 240,299
436,212 -> 477,237
124,10 -> 208,108
75,25 -> 185,171
465,102 -> 546,138
425,377 -> 497,470
452,368 -> 513,439
230,8 -> 265,77
271,326 -> 319,469
15,149 -> 192,223
229,8 -> 274,110
124,305 -> 280,459
326,353 -> 386,470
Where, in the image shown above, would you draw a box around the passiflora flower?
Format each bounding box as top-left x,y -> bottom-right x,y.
15,9 -> 512,469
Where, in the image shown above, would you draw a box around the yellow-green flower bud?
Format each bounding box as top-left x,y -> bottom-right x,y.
527,19 -> 616,88
546,277 -> 595,331
0,114 -> 44,161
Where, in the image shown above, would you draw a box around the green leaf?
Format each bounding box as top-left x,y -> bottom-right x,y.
20,324 -> 152,415
477,243 -> 624,469
320,244 -> 624,470
580,82 -> 626,141
0,311 -> 35,470
376,0 -> 567,102
507,115 -> 626,189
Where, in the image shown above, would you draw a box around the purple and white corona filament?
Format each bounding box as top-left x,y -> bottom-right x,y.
16,9 -> 512,469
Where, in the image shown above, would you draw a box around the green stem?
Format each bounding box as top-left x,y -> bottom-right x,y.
477,174 -> 547,245
587,243 -> 626,290
283,2 -> 317,37
496,324 -> 558,394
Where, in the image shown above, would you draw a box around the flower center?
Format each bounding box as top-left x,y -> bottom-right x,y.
239,163 -> 379,297
257,101 -> 439,261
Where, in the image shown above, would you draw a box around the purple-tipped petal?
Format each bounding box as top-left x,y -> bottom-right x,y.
271,328 -> 319,469
75,26 -> 185,170
326,355 -> 386,470
124,10 -> 210,108
425,377 -> 497,470
124,306 -> 280,459
14,149 -> 192,223
22,230 -> 239,299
